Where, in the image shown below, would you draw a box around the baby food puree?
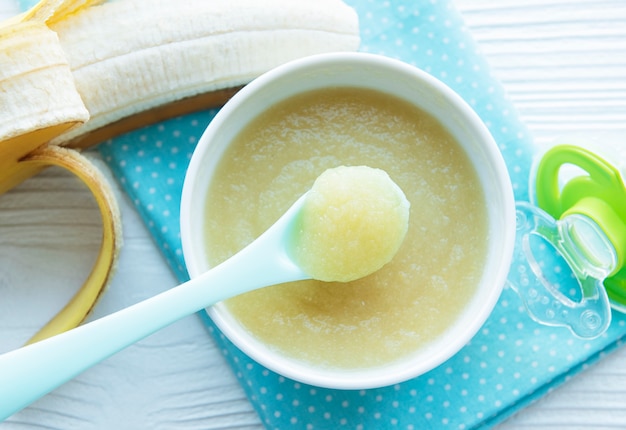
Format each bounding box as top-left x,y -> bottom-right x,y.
204,87 -> 488,369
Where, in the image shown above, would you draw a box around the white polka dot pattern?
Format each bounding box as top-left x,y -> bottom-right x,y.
98,0 -> 626,428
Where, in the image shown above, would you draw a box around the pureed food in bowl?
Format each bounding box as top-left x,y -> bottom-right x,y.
206,86 -> 486,365
182,53 -> 515,389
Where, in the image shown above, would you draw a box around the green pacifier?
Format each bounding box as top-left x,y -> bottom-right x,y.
509,144 -> 626,338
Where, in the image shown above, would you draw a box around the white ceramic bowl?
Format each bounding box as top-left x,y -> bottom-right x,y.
180,52 -> 516,389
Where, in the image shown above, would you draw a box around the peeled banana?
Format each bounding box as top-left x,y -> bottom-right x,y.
51,0 -> 361,147
0,0 -> 360,342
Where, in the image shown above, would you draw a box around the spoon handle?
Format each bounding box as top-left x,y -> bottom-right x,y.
0,196 -> 308,421
0,278 -> 205,420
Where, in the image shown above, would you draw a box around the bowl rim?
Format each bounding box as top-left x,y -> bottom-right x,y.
180,52 -> 516,389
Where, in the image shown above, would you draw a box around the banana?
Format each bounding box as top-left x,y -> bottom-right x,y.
0,0 -> 359,342
49,0 -> 360,148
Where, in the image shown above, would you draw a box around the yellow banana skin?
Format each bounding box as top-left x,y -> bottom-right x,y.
17,145 -> 123,345
0,2 -> 121,344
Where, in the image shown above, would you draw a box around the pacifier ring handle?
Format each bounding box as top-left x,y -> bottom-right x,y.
534,143 -> 626,311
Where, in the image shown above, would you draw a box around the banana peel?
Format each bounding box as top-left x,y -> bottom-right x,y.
1,3 -> 113,344
0,0 -> 360,342
18,145 -> 122,345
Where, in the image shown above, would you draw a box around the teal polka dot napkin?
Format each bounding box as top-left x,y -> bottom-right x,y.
94,0 -> 626,428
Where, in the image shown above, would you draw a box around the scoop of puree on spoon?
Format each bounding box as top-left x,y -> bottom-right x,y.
0,165 -> 410,420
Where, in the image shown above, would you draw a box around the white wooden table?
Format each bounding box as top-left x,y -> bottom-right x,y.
1,0 -> 625,428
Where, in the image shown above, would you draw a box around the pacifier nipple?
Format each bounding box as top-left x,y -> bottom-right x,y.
559,211 -> 617,280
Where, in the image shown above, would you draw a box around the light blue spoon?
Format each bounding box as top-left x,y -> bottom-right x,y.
0,194 -> 310,420
0,164 -> 410,420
